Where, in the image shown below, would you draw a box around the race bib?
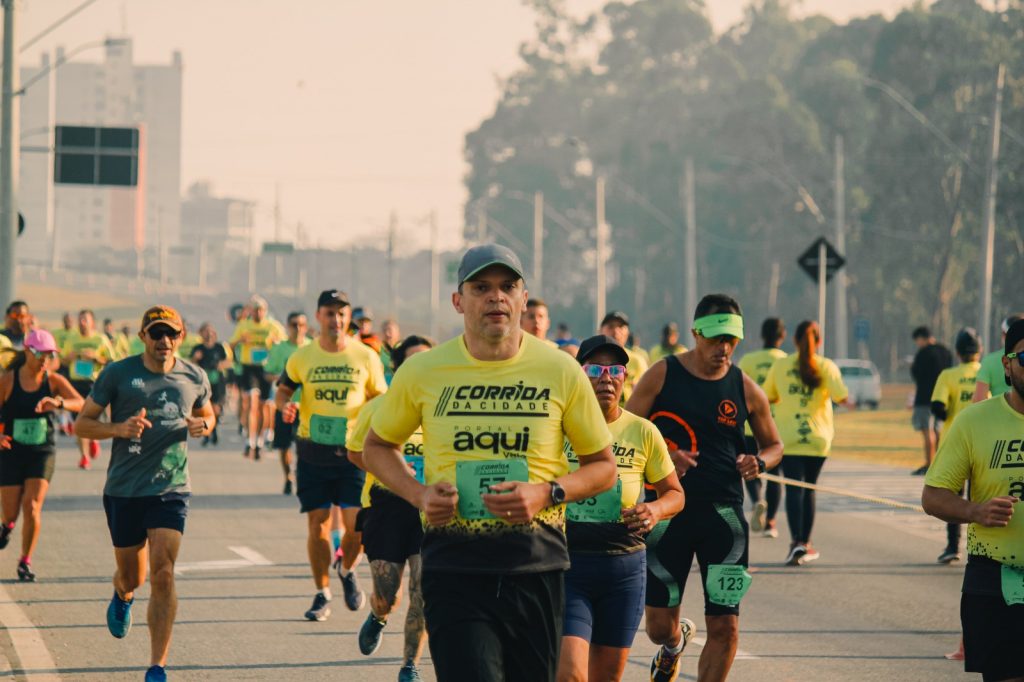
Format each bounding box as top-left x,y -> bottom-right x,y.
250,348 -> 269,364
309,414 -> 347,446
1001,565 -> 1024,606
208,369 -> 221,384
12,418 -> 47,446
456,459 -> 529,520
706,564 -> 752,607
74,359 -> 94,378
566,479 -> 622,523
405,454 -> 425,484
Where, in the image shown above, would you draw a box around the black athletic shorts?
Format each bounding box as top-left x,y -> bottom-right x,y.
645,500 -> 749,616
295,453 -> 364,512
961,556 -> 1024,681
209,380 -> 226,406
0,447 -> 56,485
272,409 -> 297,451
423,569 -> 564,682
240,364 -> 271,400
103,493 -> 190,548
359,487 -> 423,564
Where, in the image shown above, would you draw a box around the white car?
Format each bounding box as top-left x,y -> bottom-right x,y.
835,359 -> 882,409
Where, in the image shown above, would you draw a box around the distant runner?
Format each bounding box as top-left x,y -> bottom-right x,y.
61,309 -> 116,469
600,311 -> 649,404
266,312 -> 309,495
910,326 -> 953,475
230,296 -> 285,459
189,323 -> 233,447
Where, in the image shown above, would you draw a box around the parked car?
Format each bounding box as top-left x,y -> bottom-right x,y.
835,359 -> 882,409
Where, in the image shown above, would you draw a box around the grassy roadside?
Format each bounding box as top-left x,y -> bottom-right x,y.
831,383 -> 923,471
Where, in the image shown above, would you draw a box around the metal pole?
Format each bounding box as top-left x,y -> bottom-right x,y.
834,134 -> 849,359
595,176 -> 606,332
684,157 -> 697,322
817,240 -> 827,349
768,261 -> 780,313
387,211 -> 397,318
533,191 -> 543,294
247,220 -> 256,294
980,64 -> 1005,346
1,0 -> 19,308
477,204 -> 486,242
430,210 -> 439,340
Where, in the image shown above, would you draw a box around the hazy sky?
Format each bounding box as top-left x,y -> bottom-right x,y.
18,0 -> 918,254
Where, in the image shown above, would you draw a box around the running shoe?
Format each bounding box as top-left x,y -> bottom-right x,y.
785,543 -> 807,566
341,571 -> 366,611
304,592 -> 331,621
211,428 -> 219,445
107,590 -> 133,638
650,618 -> 696,682
763,521 -> 778,538
144,665 -> 167,682
397,664 -> 422,682
0,523 -> 12,549
283,480 -> 293,496
911,465 -> 929,476
201,435 -> 210,447
17,560 -> 35,582
750,500 -> 768,532
243,445 -> 252,459
937,547 -> 962,564
800,545 -> 820,564
253,446 -> 261,461
358,612 -> 387,655
89,440 -> 100,459
78,455 -> 90,470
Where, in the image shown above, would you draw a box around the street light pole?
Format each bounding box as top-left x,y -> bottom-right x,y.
834,134 -> 849,359
533,191 -> 543,295
1,0 -> 19,308
595,176 -> 607,332
979,64 -> 1005,347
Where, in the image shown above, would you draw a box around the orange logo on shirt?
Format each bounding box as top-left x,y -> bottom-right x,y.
718,400 -> 738,427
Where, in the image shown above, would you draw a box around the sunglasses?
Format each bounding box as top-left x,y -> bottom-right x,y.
29,349 -> 58,359
582,363 -> 626,379
148,327 -> 181,341
1008,352 -> 1024,368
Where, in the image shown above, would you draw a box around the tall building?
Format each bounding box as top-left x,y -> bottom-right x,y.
17,38 -> 183,274
180,181 -> 255,289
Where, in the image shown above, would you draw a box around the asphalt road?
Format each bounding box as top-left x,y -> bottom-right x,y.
0,428 -> 972,681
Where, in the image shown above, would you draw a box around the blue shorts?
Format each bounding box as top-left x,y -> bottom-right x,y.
564,550 -> 646,648
296,457 -> 364,512
103,493 -> 190,548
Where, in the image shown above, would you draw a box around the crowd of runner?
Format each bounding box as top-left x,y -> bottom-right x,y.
0,244 -> 1021,682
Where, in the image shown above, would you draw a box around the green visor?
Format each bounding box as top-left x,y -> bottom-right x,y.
693,313 -> 744,340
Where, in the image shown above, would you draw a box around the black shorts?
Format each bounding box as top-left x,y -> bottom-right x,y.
240,365 -> 271,400
209,380 -> 226,406
360,487 -> 423,564
423,569 -> 564,682
103,493 -> 190,548
71,379 -> 94,401
295,452 -> 364,512
645,500 -> 749,616
961,557 -> 1024,680
0,447 -> 56,485
272,409 -> 297,451
564,550 -> 645,648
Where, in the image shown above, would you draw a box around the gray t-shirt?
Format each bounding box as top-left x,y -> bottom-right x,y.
90,355 -> 211,498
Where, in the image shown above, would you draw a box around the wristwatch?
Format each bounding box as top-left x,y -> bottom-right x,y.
754,456 -> 767,474
549,481 -> 567,506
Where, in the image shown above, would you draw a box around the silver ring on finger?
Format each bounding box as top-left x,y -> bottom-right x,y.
642,519 -> 650,527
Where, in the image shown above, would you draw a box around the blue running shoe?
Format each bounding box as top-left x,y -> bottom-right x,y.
358,612 -> 386,655
144,665 -> 167,681
107,590 -> 133,638
398,664 -> 422,681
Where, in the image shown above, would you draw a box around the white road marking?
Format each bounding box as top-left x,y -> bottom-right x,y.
175,545 -> 274,574
0,580 -> 60,681
228,546 -> 272,565
691,636 -> 760,660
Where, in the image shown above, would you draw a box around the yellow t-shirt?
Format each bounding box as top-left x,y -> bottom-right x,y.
0,334 -> 12,369
763,353 -> 849,456
62,330 -> 116,381
348,397 -> 424,507
370,333 -> 612,573
931,361 -> 981,425
926,396 -> 1024,568
622,347 -> 650,405
52,328 -> 73,352
649,344 -> 687,364
230,319 -> 285,366
738,348 -> 788,437
283,339 -> 387,446
564,408 -> 673,554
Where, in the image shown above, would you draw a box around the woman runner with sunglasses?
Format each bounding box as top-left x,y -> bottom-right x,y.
558,335 -> 684,682
0,330 -> 85,581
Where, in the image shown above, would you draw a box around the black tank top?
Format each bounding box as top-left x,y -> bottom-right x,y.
2,369 -> 56,451
649,355 -> 748,504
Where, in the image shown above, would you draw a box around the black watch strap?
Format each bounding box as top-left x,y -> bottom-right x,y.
755,456 -> 767,474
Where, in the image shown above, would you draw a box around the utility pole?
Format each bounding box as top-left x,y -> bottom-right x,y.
683,157 -> 697,322
430,210 -> 439,340
595,176 -> 607,332
477,204 -> 486,243
1,0 -> 19,308
533,191 -> 543,294
387,211 -> 397,318
980,64 -> 1005,347
817,240 -> 827,349
834,134 -> 849,359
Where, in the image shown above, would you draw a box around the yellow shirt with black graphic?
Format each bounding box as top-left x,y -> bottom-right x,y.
230,319 -> 285,366
763,354 -> 849,457
926,396 -> 1024,568
370,333 -> 612,574
738,348 -> 787,437
649,343 -> 687,364
62,330 -> 116,381
348,396 -> 424,507
931,361 -> 981,425
283,339 -> 387,447
564,408 -> 673,554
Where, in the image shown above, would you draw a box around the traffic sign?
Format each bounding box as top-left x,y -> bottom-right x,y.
262,242 -> 295,255
797,237 -> 845,282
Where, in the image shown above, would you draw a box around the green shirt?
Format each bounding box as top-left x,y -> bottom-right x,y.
977,350 -> 1009,398
267,338 -> 309,402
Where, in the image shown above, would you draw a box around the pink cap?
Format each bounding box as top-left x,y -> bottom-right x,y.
25,329 -> 59,354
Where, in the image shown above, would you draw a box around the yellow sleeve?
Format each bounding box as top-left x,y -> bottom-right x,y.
643,421 -> 674,484
562,366 -> 613,456
763,360 -> 780,402
347,398 -> 379,453
930,370 -> 950,406
370,361 -> 423,445
229,322 -> 245,345
100,337 -> 116,363
924,414 -> 972,493
823,359 -> 849,403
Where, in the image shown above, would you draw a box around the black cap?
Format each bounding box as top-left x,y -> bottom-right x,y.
1006,318 -> 1024,355
577,335 -> 630,366
955,327 -> 981,356
457,244 -> 525,285
353,306 -> 373,321
317,289 -> 350,309
600,311 -> 630,328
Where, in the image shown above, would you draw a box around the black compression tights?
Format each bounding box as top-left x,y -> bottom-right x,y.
781,456 -> 826,544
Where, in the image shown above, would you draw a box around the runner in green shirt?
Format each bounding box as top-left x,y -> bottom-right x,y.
973,314 -> 1023,402
266,312 -> 309,495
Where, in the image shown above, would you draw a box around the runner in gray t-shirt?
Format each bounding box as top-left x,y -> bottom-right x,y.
75,305 -> 214,682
